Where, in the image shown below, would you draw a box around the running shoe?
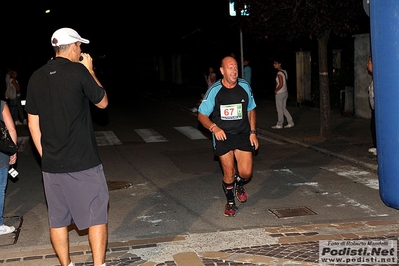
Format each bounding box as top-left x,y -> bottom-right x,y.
284,123 -> 295,128
0,225 -> 15,235
224,202 -> 238,217
271,125 -> 283,129
368,147 -> 377,155
236,184 -> 247,203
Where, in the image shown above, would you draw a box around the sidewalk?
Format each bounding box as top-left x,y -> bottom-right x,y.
0,88 -> 388,266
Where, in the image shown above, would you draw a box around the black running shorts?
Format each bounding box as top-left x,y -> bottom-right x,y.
213,133 -> 253,156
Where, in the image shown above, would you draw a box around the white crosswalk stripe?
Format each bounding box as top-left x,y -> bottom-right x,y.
134,126 -> 208,143
134,128 -> 169,143
95,131 -> 122,146
174,126 -> 207,140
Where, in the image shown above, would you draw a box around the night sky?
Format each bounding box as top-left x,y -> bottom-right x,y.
2,1 -> 239,87
2,1 -> 370,95
3,1 -> 233,62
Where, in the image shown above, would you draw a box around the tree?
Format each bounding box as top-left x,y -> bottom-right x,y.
241,0 -> 365,139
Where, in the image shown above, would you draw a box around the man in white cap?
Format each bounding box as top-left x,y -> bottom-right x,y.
25,28 -> 109,266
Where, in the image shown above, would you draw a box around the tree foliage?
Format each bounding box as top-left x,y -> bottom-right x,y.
242,0 -> 364,41
239,0 -> 365,139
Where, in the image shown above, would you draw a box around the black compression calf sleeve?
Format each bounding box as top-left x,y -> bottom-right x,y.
222,181 -> 235,203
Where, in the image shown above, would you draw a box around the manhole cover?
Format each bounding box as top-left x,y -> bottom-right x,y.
107,181 -> 133,191
269,206 -> 317,218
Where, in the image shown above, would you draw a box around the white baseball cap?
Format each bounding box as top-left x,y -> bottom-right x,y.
51,27 -> 89,46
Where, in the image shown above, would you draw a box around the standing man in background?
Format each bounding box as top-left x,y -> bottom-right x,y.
25,27 -> 109,266
198,56 -> 259,217
243,57 -> 252,84
8,70 -> 26,125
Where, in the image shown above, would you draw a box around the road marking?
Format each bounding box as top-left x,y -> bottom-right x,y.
258,135 -> 285,144
321,166 -> 378,190
174,126 -> 207,140
95,131 -> 122,146
17,126 -> 206,150
134,129 -> 169,143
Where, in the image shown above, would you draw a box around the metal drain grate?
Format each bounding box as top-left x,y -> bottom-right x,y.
107,181 -> 133,191
269,206 -> 317,218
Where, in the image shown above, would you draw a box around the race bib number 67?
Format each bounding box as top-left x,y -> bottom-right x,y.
220,103 -> 242,120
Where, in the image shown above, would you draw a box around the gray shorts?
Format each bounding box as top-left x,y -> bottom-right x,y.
43,164 -> 109,230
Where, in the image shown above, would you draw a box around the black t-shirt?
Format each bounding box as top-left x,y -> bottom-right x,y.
199,78 -> 256,134
26,57 -> 105,173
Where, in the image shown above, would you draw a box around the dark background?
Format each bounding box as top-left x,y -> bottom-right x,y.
2,1 -> 236,92
1,1 -> 370,104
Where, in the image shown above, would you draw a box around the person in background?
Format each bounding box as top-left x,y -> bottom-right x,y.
271,58 -> 294,129
0,100 -> 17,235
243,57 -> 252,84
191,66 -> 217,113
4,68 -> 11,93
9,71 -> 26,125
4,68 -> 16,120
25,27 -> 109,266
198,56 -> 259,217
367,56 -> 377,156
204,66 -> 217,88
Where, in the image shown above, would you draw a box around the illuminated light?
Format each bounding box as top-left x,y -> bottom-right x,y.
229,1 -> 250,16
45,9 -> 50,14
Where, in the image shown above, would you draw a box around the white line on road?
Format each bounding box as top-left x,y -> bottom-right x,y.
134,129 -> 169,143
174,126 -> 208,140
95,131 -> 122,146
321,166 -> 378,190
257,135 -> 285,144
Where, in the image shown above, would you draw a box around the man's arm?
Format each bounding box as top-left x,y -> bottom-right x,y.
248,109 -> 259,150
95,90 -> 108,109
3,104 -> 17,144
3,104 -> 17,164
28,114 -> 42,157
80,53 -> 108,109
198,113 -> 214,131
90,71 -> 108,109
198,112 -> 227,141
248,109 -> 257,131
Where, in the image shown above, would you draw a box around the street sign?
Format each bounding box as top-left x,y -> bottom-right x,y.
229,1 -> 250,16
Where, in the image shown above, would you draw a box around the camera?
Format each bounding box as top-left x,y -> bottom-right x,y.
8,167 -> 18,178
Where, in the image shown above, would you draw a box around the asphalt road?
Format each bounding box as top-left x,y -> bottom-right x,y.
0,90 -> 394,265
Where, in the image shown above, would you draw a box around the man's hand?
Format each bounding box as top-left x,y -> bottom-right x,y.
250,134 -> 259,150
79,53 -> 94,73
